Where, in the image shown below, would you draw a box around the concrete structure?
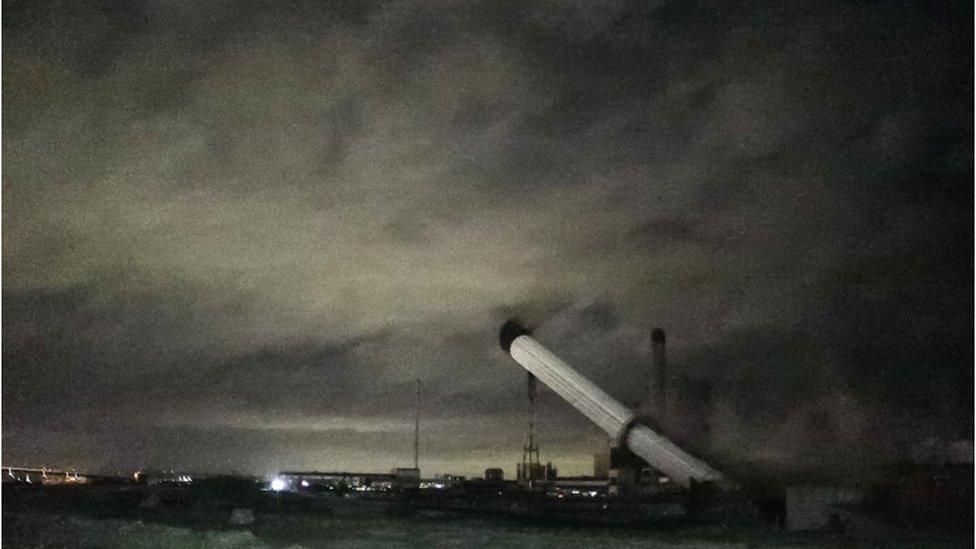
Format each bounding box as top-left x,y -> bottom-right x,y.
518,372 -> 543,486
499,320 -> 724,489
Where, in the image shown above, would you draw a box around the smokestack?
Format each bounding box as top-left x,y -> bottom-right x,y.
499,320 -> 723,488
650,328 -> 667,424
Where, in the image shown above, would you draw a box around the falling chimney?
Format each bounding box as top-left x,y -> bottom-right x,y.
650,328 -> 667,425
499,319 -> 724,488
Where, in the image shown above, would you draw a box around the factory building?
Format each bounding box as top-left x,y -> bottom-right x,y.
392,467 -> 420,489
516,461 -> 557,485
275,471 -> 397,492
484,468 -> 504,482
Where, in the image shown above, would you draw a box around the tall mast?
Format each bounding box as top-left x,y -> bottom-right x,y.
528,372 -> 537,464
521,372 -> 540,482
414,379 -> 420,471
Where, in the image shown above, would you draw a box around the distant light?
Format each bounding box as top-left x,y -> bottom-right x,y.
270,477 -> 288,492
300,480 -> 310,488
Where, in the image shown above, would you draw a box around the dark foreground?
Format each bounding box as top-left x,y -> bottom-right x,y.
3,481 -> 972,548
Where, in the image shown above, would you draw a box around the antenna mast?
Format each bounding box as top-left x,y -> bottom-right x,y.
414,379 -> 420,471
519,372 -> 541,484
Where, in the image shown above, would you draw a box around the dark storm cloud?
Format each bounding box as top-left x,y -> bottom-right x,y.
3,0 -> 971,477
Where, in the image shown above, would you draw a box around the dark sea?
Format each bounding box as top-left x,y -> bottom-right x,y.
6,510 -> 974,549
4,482 -> 972,548
0,512 -> 774,548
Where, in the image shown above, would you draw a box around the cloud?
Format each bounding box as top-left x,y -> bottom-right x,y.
3,0 -> 971,477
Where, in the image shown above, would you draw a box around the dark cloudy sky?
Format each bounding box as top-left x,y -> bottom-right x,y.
3,0 -> 972,478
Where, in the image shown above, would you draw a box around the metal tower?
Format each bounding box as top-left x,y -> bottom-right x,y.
414,379 -> 420,471
518,372 -> 542,484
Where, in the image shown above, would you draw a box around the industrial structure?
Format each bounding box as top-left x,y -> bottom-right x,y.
499,320 -> 724,489
4,467 -> 96,485
644,328 -> 668,423
4,323 -> 968,539
599,325 -> 716,493
413,379 -> 420,472
515,372 -> 557,485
